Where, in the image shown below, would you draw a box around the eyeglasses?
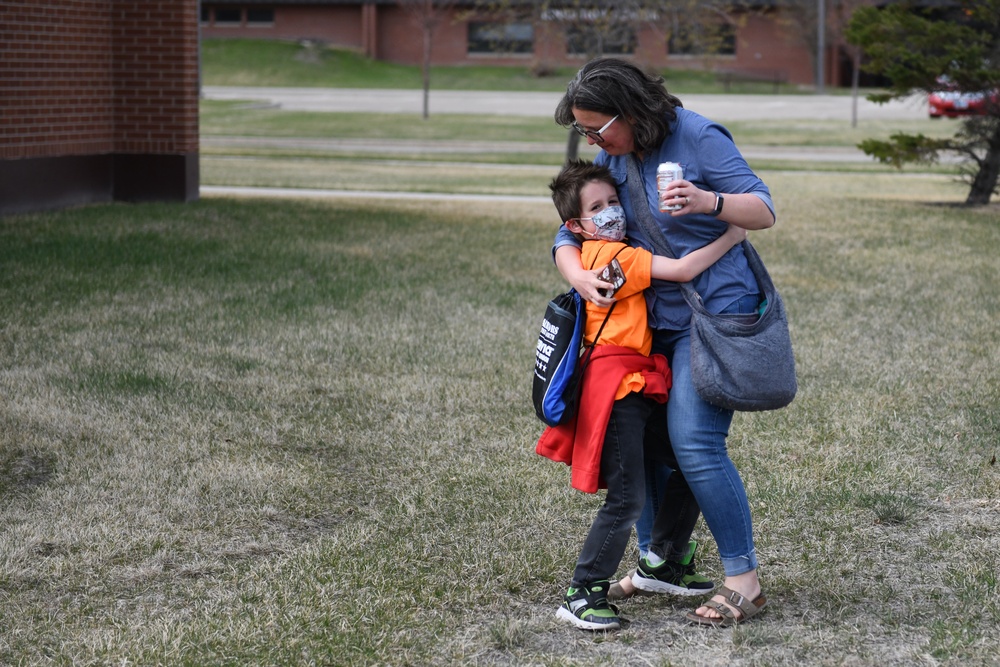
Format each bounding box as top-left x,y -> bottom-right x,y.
571,115 -> 618,143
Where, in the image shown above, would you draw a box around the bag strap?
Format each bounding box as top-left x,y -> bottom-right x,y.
582,243 -> 625,347
624,154 -> 771,315
625,155 -> 690,289
575,244 -> 627,379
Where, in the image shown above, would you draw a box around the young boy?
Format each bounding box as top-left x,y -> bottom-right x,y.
536,159 -> 746,631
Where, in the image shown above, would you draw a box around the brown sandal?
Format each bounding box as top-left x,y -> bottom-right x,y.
685,585 -> 767,627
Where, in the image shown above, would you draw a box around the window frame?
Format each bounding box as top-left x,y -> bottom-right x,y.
213,8 -> 243,26
467,21 -> 534,56
246,8 -> 275,27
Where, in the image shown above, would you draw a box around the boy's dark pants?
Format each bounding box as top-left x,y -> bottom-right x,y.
571,392 -> 653,586
571,395 -> 703,587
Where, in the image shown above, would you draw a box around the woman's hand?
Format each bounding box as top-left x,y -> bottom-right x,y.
663,179 -> 710,216
664,180 -> 775,229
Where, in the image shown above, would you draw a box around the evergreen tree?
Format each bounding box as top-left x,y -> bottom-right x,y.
847,0 -> 999,205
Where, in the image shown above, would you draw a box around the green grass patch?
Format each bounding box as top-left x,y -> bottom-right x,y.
200,156 -> 565,194
198,101 -> 966,188
201,38 -> 804,95
200,101 -> 573,142
202,38 -> 581,91
202,38 -> 425,89
200,101 -> 956,151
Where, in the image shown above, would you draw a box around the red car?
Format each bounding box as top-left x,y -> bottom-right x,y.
928,77 -> 999,118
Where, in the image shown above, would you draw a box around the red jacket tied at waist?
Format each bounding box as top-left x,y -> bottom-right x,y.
535,345 -> 671,494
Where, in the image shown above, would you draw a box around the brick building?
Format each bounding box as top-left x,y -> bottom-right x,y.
0,1 -> 200,216
199,0 -> 846,87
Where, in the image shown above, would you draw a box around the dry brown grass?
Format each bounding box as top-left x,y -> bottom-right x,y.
0,168 -> 997,665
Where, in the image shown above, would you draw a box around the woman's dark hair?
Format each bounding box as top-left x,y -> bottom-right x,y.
554,57 -> 683,155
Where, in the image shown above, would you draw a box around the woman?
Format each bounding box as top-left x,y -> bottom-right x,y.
552,57 -> 775,626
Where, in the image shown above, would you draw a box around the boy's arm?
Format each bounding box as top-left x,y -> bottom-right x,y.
649,225 -> 747,283
555,243 -> 615,307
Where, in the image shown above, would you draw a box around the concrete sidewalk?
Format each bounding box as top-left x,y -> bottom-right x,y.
201,135 -> 879,163
202,86 -> 930,122
201,185 -> 550,203
198,86 -> 936,202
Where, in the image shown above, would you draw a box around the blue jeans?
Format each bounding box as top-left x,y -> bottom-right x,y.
650,294 -> 760,577
636,403 -> 701,562
635,462 -> 671,557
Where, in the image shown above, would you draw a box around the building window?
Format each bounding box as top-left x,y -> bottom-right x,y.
566,23 -> 636,56
247,9 -> 274,26
468,22 -> 534,55
214,8 -> 242,25
668,21 -> 736,57
200,6 -> 211,24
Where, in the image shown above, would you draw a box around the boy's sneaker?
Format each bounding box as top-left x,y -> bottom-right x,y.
632,540 -> 715,597
555,580 -> 621,631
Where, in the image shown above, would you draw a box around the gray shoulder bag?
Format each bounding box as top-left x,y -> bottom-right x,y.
625,155 -> 797,411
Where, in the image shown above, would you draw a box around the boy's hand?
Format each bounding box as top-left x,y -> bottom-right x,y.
555,244 -> 614,306
573,268 -> 616,307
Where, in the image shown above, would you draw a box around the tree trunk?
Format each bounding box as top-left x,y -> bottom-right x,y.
421,11 -> 431,120
965,121 -> 1000,205
850,49 -> 861,128
565,129 -> 580,163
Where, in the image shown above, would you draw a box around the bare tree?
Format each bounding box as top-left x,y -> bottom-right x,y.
400,0 -> 460,119
472,1 -> 747,159
538,0 -> 655,160
513,1 -> 741,160
768,0 -> 878,124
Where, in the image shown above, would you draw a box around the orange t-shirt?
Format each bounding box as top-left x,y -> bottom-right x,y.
581,240 -> 654,399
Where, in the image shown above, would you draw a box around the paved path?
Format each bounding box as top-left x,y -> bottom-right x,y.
201,185 -> 550,203
201,135 -> 879,164
203,86 -> 930,121
199,86 -> 934,201
201,86 -> 930,165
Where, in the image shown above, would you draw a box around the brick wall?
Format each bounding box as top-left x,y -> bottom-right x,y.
377,6 -> 471,66
202,6 -> 363,46
112,2 -> 200,155
196,3 -> 825,84
0,1 -> 115,160
735,12 -> 813,86
0,0 -> 199,215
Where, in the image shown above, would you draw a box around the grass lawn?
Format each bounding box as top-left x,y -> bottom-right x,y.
198,101 -> 963,191
3,36 -> 997,665
1,170 -> 998,664
200,38 -> 803,95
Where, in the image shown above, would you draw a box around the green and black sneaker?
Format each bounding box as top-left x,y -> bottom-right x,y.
632,540 -> 715,596
555,580 -> 621,631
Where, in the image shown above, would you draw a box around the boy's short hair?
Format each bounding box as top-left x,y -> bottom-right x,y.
549,159 -> 618,224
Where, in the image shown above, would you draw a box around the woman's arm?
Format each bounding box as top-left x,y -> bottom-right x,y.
662,184 -> 775,230
650,224 -> 747,283
661,119 -> 776,230
554,244 -> 615,307
708,191 -> 774,230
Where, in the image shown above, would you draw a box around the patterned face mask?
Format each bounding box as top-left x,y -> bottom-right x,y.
579,205 -> 626,242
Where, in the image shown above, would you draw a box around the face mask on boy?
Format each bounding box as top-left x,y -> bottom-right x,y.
580,205 -> 627,242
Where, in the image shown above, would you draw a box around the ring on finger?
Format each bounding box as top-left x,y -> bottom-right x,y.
685,196 -> 690,204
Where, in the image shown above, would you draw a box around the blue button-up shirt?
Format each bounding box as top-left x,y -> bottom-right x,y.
554,107 -> 775,330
